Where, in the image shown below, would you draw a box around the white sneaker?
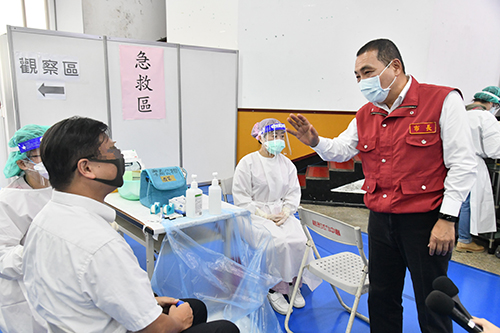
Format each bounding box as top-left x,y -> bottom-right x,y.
289,285 -> 306,308
267,292 -> 291,315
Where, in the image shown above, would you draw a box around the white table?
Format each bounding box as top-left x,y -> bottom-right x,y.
105,192 -> 250,279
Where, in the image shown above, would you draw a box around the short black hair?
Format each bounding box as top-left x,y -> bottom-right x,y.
357,38 -> 406,74
41,117 -> 109,191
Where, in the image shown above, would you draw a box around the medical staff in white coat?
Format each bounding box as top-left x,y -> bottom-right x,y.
457,86 -> 500,253
0,124 -> 51,332
232,118 -> 321,315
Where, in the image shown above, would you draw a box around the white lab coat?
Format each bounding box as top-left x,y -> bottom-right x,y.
467,110 -> 500,235
233,151 -> 321,293
0,182 -> 51,333
6,175 -> 32,189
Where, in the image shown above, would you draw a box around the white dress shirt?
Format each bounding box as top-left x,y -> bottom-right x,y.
313,76 -> 477,217
23,191 -> 162,333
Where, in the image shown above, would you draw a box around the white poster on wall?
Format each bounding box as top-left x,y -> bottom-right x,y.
119,45 -> 166,120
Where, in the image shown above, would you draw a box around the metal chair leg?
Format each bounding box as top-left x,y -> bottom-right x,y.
285,243 -> 312,333
330,271 -> 370,327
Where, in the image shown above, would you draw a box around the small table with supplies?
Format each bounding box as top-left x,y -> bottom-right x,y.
105,192 -> 251,279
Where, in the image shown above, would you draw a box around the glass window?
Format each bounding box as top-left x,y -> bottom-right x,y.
0,0 -> 49,35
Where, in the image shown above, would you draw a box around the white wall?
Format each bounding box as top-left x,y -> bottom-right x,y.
238,0 -> 500,111
425,0 -> 500,104
82,0 -> 166,41
166,0 -> 238,49
54,0 -> 84,34
54,0 -> 166,41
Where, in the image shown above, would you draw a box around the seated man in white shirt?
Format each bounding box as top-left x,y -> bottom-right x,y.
22,116 -> 239,333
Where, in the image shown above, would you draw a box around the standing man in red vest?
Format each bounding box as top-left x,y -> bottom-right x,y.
287,39 -> 477,332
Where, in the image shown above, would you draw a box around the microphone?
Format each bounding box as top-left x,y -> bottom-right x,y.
426,290 -> 483,333
433,275 -> 472,319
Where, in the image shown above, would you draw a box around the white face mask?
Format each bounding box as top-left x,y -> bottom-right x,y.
490,105 -> 499,116
358,60 -> 397,104
33,162 -> 49,179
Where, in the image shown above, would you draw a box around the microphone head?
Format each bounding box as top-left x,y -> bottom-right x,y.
433,276 -> 459,298
426,290 -> 455,316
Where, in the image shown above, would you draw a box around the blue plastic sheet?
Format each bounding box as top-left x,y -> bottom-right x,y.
151,211 -> 283,333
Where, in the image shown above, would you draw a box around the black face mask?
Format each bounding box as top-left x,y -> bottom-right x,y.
90,157 -> 125,188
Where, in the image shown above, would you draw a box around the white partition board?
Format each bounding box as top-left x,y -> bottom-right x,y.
8,26 -> 108,129
0,34 -> 11,188
107,38 -> 181,169
0,113 -> 8,188
179,46 -> 238,183
1,27 -> 237,184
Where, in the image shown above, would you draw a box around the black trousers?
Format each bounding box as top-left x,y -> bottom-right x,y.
164,299 -> 239,333
367,209 -> 453,333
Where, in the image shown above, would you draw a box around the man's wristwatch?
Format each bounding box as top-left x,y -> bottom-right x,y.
438,213 -> 459,223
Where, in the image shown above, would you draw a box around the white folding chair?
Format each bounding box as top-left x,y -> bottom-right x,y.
220,177 -> 233,203
285,207 -> 369,333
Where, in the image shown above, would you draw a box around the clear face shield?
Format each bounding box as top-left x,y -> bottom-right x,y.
490,103 -> 500,116
16,136 -> 50,188
259,123 -> 292,156
23,155 -> 50,188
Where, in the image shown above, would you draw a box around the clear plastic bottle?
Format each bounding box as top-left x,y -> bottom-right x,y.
186,174 -> 202,218
209,172 -> 221,215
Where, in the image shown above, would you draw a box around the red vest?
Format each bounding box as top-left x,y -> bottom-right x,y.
356,77 -> 458,214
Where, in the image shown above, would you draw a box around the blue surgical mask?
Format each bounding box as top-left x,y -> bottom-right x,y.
358,60 -> 396,104
265,139 -> 286,155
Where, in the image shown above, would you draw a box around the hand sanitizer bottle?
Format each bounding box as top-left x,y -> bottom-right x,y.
209,172 -> 222,215
186,174 -> 202,218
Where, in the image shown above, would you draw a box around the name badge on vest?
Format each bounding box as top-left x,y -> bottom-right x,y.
409,122 -> 436,134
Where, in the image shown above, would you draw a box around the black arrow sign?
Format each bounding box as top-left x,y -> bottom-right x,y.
38,83 -> 65,97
